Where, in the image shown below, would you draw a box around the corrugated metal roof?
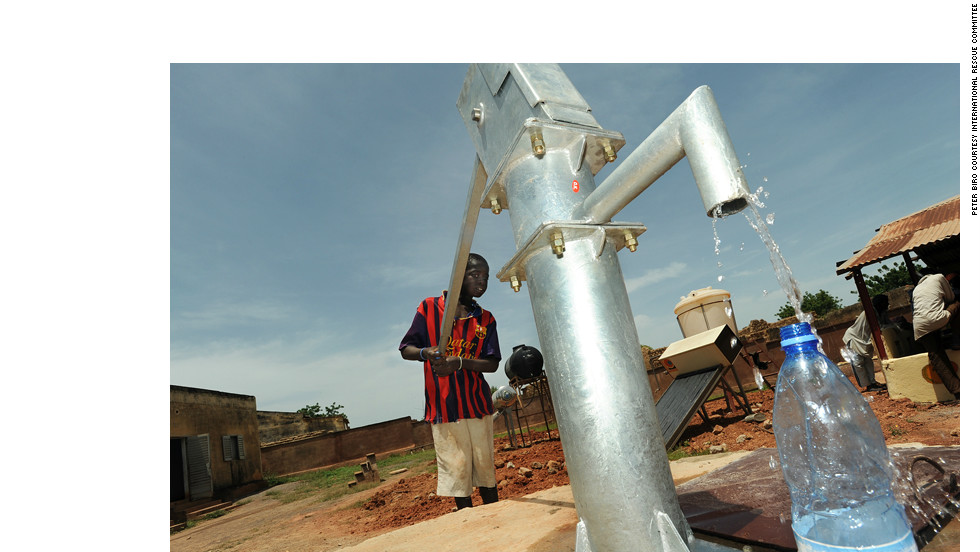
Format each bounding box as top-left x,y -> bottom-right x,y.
836,196 -> 959,274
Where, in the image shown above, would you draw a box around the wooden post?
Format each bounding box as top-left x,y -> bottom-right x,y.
902,252 -> 920,283
852,269 -> 888,361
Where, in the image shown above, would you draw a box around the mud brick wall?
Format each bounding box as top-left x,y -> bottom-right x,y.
261,416 -> 432,476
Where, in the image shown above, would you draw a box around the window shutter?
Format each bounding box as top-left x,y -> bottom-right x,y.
236,435 -> 246,459
186,434 -> 213,500
222,435 -> 234,461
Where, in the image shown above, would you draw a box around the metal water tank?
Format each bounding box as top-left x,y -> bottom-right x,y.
504,344 -> 544,380
673,287 -> 737,338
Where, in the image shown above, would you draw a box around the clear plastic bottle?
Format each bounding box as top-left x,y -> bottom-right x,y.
772,322 -> 916,552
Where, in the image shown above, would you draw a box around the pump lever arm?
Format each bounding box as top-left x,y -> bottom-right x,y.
438,155 -> 488,354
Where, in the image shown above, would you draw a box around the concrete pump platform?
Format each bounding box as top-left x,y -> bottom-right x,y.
344,445 -> 959,552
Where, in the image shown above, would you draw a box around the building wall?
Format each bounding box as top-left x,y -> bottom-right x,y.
260,416 -> 433,476
257,411 -> 348,444
170,386 -> 263,496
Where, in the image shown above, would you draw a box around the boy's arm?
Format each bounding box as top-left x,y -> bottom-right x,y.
458,356 -> 499,373
400,345 -> 443,363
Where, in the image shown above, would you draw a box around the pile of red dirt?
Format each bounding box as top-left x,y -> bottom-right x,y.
342,430 -> 569,534
671,384 -> 959,455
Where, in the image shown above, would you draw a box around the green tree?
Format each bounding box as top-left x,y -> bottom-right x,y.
297,401 -> 347,422
854,261 -> 923,297
775,289 -> 844,319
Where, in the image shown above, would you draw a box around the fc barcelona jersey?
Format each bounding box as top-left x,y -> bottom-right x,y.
399,294 -> 500,424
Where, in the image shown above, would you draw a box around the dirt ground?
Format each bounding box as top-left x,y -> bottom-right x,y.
170,382 -> 959,552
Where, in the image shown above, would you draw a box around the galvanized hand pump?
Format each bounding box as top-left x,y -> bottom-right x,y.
445,64 -> 750,552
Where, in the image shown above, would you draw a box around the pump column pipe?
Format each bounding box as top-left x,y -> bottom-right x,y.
504,146 -> 691,552
455,64 -> 754,552
577,85 -> 750,223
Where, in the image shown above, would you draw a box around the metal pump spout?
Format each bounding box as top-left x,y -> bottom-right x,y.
578,85 -> 751,224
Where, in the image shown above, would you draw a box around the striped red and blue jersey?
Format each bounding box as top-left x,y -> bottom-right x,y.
399,294 -> 500,424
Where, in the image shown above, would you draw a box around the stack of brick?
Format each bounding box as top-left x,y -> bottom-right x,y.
347,453 -> 379,488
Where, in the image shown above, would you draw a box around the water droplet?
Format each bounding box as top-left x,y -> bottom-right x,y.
730,337 -> 738,348
725,306 -> 733,317
762,289 -> 769,296
766,213 -> 775,225
764,191 -> 770,199
763,176 -> 768,183
717,275 -> 725,282
769,456 -> 777,469
717,261 -> 723,268
739,242 -> 745,251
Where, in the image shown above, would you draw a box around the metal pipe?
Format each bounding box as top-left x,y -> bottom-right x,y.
578,86 -> 750,224
455,65 -> 755,551
503,148 -> 692,551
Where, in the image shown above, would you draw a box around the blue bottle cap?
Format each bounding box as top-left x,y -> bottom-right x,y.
780,322 -> 818,347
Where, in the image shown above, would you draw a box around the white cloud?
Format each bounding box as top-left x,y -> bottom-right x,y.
634,313 -> 684,349
625,261 -> 687,293
378,262 -> 447,290
173,299 -> 296,331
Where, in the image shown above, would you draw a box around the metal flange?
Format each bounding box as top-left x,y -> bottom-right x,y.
479,120 -> 625,214
496,220 -> 647,291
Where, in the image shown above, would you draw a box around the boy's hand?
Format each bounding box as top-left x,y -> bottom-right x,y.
420,346 -> 442,362
431,356 -> 462,376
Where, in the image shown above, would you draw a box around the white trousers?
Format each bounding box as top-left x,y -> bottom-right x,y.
431,415 -> 497,497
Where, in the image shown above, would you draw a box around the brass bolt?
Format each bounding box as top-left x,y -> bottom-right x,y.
530,130 -> 545,156
510,275 -> 521,293
490,197 -> 502,215
471,103 -> 485,125
550,231 -> 565,256
602,142 -> 617,163
624,231 -> 638,252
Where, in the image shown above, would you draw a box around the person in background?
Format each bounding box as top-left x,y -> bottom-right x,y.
842,294 -> 890,392
912,268 -> 959,400
398,253 -> 501,510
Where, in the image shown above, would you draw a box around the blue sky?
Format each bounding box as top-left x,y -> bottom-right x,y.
171,63 -> 960,427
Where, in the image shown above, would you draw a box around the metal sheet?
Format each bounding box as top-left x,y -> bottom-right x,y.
836,196 -> 959,274
655,366 -> 727,451
676,446 -> 960,550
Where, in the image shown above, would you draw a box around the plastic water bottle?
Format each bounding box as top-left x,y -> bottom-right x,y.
772,322 -> 916,552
